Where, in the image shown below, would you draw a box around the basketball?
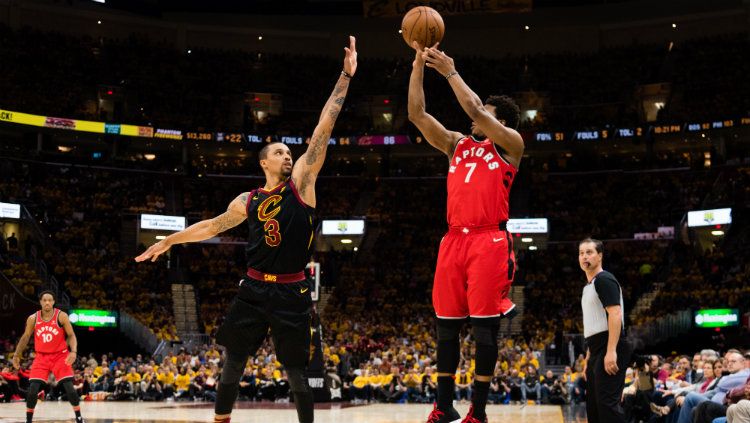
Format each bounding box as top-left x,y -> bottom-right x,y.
401,6 -> 445,48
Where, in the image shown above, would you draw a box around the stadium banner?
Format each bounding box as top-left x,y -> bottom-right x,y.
363,0 -> 532,18
140,214 -> 187,231
0,202 -> 21,219
1,109 -> 46,126
694,309 -> 739,328
508,218 -> 548,234
321,220 -> 366,235
68,309 -> 118,328
687,208 -> 732,228
0,108 -> 154,137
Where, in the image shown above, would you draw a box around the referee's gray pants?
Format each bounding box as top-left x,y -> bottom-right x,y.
585,332 -> 632,423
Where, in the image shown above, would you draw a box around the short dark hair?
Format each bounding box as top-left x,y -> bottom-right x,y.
38,290 -> 56,301
579,238 -> 603,254
258,142 -> 284,162
486,95 -> 520,130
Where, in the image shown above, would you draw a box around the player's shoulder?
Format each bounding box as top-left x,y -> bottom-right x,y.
595,270 -> 619,283
27,313 -> 37,322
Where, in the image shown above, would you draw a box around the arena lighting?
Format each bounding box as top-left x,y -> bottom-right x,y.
97,20 -> 102,25
529,246 -> 538,250
57,146 -> 72,152
144,154 -> 156,160
258,36 -> 263,41
155,235 -> 166,240
672,23 -> 677,28
711,230 -> 724,236
340,239 -> 353,244
353,247 -> 358,252
521,237 -> 533,243
524,25 -> 530,30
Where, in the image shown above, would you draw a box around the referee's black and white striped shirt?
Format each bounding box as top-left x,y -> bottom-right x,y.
581,270 -> 624,340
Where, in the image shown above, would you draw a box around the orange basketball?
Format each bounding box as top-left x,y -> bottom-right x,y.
401,6 -> 445,49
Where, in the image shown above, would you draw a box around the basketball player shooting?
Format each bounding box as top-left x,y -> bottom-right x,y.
13,291 -> 85,423
407,41 -> 524,423
134,36 -> 358,423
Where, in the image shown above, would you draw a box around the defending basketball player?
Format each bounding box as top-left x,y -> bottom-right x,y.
13,291 -> 85,423
134,36 -> 357,423
408,42 -> 524,423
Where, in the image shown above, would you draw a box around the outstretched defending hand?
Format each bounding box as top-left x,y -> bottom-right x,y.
343,35 -> 358,77
422,46 -> 456,78
134,239 -> 171,262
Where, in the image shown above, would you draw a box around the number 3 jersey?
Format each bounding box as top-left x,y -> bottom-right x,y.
34,308 -> 68,354
447,136 -> 517,227
245,179 -> 314,276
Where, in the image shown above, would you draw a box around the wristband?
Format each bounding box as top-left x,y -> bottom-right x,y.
341,70 -> 353,79
445,71 -> 458,80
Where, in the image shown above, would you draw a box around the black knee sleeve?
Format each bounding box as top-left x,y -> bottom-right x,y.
61,379 -> 79,406
215,351 -> 248,415
26,381 -> 43,409
287,367 -> 314,423
471,319 -> 499,376
286,367 -> 309,393
436,318 -> 463,374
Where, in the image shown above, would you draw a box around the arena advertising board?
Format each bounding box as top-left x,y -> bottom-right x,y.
140,214 -> 187,231
687,208 -> 732,228
3,108 -> 747,146
694,309 -> 739,328
0,202 -> 21,219
68,309 -> 118,328
321,220 -> 365,235
507,218 -> 548,234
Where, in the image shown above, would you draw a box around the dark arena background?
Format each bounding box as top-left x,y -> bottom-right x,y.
1,0 -> 749,422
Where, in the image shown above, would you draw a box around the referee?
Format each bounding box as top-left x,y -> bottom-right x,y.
579,238 -> 632,423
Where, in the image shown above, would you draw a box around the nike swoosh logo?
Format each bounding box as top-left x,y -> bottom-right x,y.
493,238 -> 504,242
300,288 -> 309,293
252,196 -> 258,200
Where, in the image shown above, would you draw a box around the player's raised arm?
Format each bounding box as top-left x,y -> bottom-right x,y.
292,36 -> 357,204
12,315 -> 35,369
134,192 -> 250,262
407,42 -> 464,157
422,47 -> 524,167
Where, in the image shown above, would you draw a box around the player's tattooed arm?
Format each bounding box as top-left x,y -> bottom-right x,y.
293,36 -> 357,204
209,192 -> 249,234
135,193 -> 249,262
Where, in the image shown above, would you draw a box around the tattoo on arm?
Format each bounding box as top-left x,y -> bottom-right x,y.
305,77 -> 350,166
209,195 -> 247,234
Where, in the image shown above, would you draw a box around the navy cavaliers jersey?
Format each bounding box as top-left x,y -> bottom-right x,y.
245,179 -> 315,276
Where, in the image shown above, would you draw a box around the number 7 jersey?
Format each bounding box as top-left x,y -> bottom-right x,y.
447,136 -> 517,227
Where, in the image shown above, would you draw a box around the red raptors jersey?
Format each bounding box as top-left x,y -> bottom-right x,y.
447,137 -> 517,227
34,309 -> 68,354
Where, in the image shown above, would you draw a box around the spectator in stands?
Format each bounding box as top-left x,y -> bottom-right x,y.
455,366 -> 472,403
522,365 -> 542,404
672,351 -> 748,423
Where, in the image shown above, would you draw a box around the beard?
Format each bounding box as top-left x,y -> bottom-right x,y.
281,166 -> 293,177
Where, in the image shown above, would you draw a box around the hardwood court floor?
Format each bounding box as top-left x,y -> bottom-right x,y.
0,401 -> 582,423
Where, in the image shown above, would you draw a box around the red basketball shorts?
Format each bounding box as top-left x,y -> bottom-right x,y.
433,225 -> 516,319
29,351 -> 74,382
